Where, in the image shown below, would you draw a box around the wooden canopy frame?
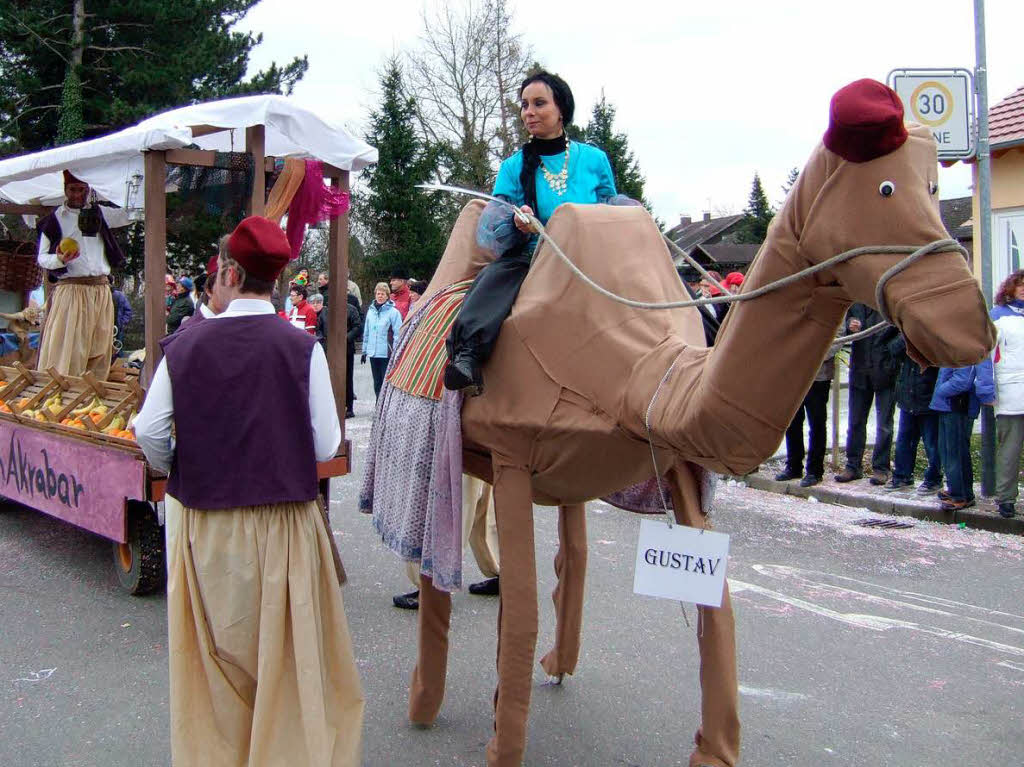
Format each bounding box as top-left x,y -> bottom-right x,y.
0,121 -> 353,450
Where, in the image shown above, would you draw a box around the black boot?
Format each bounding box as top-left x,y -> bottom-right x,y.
444,351 -> 484,396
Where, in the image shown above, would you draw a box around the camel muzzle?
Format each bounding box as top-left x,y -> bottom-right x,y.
890,275 -> 996,368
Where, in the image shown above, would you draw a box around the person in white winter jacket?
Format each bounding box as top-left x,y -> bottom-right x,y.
987,270 -> 1024,519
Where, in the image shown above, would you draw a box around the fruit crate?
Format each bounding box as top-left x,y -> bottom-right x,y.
0,363 -> 143,451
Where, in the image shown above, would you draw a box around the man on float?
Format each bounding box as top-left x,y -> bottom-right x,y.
134,216 -> 364,765
35,170 -> 127,379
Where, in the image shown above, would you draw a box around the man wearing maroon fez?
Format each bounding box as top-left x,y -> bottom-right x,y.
35,170 -> 128,379
134,216 -> 364,766
177,249 -> 227,331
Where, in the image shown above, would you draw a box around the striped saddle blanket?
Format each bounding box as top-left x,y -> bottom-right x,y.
386,280 -> 473,401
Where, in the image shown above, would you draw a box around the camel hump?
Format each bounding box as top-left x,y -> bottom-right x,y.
506,203 -> 706,402
408,201 -> 494,323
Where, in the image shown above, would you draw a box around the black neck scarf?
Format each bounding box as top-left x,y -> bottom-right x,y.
519,132 -> 568,215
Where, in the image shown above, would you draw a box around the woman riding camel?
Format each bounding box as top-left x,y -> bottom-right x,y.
444,71 -> 635,393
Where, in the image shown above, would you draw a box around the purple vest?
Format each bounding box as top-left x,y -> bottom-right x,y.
38,207 -> 125,279
161,314 -> 319,510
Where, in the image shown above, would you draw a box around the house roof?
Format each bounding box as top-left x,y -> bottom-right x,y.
939,196 -> 973,241
666,213 -> 744,255
990,84 -> 1024,150
693,243 -> 761,266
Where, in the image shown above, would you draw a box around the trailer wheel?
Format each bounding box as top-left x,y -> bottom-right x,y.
113,502 -> 166,595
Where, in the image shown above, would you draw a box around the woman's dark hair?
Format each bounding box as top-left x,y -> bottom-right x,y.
518,71 -> 574,214
995,269 -> 1024,305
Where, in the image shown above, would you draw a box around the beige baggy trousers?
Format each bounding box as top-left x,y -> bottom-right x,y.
165,496 -> 364,766
37,281 -> 114,379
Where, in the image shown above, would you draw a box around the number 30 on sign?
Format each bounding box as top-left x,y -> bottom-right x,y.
910,80 -> 953,127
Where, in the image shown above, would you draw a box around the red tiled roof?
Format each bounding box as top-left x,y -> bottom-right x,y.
990,84 -> 1024,148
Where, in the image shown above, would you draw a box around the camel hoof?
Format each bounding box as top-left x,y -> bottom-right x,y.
544,673 -> 565,686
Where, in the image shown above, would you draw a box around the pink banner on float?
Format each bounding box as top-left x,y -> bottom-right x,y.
0,422 -> 147,543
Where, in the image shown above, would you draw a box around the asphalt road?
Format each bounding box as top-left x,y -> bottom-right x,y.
1,363 -> 1021,766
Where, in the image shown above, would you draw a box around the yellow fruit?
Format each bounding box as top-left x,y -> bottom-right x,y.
58,237 -> 79,257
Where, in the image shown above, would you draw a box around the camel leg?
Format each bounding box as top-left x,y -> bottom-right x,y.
667,463 -> 740,767
408,574 -> 452,725
539,502 -> 587,679
486,461 -> 537,767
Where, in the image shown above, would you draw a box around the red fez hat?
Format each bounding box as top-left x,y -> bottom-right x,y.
823,79 -> 908,163
724,271 -> 745,287
63,169 -> 86,186
226,216 -> 290,282
206,255 -> 219,276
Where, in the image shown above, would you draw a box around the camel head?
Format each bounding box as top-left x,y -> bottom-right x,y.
783,79 -> 995,367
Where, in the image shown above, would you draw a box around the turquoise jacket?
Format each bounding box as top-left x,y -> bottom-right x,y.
492,141 -> 617,223
362,299 -> 403,358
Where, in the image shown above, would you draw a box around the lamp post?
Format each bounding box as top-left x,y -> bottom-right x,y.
974,0 -> 995,496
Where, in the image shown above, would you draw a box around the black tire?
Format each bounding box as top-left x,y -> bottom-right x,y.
112,501 -> 166,595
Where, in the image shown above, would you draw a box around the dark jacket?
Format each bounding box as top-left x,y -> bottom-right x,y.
314,308 -> 327,350
346,292 -> 363,353
896,356 -> 939,414
846,304 -> 905,390
166,293 -> 194,333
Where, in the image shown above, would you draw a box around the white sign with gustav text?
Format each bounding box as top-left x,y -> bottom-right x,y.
633,519 -> 729,607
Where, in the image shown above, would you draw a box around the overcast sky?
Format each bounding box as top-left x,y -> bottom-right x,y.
239,0 -> 1024,226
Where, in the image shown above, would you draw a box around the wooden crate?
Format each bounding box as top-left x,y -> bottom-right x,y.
0,364 -> 144,452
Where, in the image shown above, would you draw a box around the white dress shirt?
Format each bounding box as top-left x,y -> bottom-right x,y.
134,298 -> 342,475
37,204 -> 128,276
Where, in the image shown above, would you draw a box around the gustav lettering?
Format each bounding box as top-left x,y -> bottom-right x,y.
642,547 -> 721,576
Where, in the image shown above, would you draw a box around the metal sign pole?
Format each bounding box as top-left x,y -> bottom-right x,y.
974,0 -> 996,496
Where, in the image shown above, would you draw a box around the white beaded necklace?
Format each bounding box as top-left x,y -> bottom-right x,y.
540,140 -> 571,196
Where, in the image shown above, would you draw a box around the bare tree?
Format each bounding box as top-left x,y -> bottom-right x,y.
405,0 -> 530,188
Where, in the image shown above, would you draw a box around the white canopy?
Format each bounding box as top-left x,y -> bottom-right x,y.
0,95 -> 378,208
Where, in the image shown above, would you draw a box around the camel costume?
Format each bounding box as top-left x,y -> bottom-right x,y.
135,217 -> 363,766
363,80 -> 995,766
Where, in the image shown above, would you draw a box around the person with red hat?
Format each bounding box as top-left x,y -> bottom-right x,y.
35,169 -> 129,379
177,242 -> 229,330
134,215 -> 364,766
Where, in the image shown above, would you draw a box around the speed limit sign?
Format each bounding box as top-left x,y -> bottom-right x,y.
888,69 -> 974,159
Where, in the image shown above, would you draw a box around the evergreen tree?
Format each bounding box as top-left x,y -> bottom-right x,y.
360,58 -> 445,283
582,94 -> 648,205
55,67 -> 84,145
781,167 -> 799,197
0,0 -> 308,155
736,173 -> 774,243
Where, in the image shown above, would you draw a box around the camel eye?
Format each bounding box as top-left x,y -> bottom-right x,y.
929,181 -> 939,195
879,180 -> 895,197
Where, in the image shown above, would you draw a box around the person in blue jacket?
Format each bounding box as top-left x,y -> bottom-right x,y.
361,281 -> 403,399
929,361 -> 995,511
444,70 -> 631,394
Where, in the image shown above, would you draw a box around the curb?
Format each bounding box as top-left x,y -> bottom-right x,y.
733,474 -> 1024,536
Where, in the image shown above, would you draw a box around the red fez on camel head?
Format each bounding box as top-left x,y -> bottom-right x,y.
823,79 -> 908,163
226,216 -> 291,282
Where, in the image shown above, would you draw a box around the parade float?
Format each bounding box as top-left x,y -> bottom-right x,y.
0,95 -> 376,593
